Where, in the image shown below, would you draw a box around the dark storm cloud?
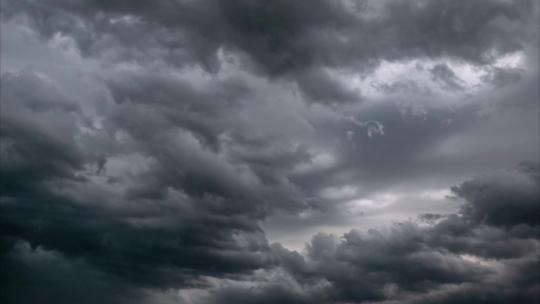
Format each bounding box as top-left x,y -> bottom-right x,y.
219,164 -> 540,304
1,0 -> 539,303
1,242 -> 146,304
2,0 -> 537,103
104,69 -> 249,150
101,69 -> 311,213
0,56 -> 310,304
0,71 -> 279,293
0,72 -> 86,199
453,161 -> 540,227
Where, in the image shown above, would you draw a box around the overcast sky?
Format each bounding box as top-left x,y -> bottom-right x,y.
1,0 -> 539,303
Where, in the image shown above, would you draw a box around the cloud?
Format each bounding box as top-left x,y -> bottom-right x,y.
244,164 -> 540,304
296,68 -> 361,104
430,64 -> 465,91
453,161 -> 540,227
1,1 -> 539,303
0,70 -> 280,291
481,67 -> 523,87
0,242 -> 145,304
2,0 -> 537,104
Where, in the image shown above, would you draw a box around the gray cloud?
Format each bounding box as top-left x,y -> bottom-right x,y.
481,67 -> 524,87
430,64 -> 464,91
0,71 -> 277,291
2,0 -> 537,103
453,161 -> 540,227
241,164 -> 540,304
1,0 -> 539,303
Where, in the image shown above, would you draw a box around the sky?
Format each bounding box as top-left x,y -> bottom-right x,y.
0,0 -> 539,303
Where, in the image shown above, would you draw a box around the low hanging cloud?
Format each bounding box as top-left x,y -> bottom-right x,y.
1,0 -> 539,303
212,163 -> 540,304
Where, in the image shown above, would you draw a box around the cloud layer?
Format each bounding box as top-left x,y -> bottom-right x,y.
1,0 -> 539,303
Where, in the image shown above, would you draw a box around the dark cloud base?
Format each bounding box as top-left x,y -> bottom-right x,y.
2,162 -> 538,303
1,0 -> 539,303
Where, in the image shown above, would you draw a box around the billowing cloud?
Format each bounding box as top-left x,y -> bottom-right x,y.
212,164 -> 540,304
1,0 -> 539,303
